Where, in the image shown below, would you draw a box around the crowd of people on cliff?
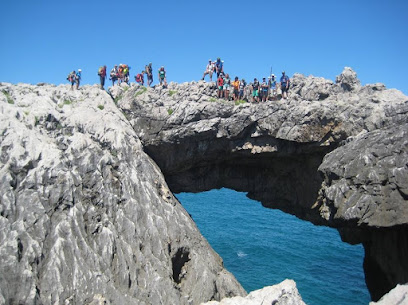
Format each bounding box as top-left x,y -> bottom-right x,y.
201,58 -> 290,101
66,58 -> 290,101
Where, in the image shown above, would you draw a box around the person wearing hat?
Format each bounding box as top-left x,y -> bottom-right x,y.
280,71 -> 290,99
202,59 -> 214,81
269,74 -> 277,100
75,69 -> 82,89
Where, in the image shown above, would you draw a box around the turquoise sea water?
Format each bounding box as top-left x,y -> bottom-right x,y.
176,188 -> 371,305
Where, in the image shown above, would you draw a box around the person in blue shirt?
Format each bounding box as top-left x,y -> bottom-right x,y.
261,77 -> 269,102
215,58 -> 223,78
76,69 -> 82,89
269,74 -> 277,100
280,71 -> 290,99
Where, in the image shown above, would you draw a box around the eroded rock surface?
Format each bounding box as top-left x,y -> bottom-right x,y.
113,67 -> 408,301
0,83 -> 245,305
1,66 -> 407,304
369,283 -> 408,305
200,279 -> 305,305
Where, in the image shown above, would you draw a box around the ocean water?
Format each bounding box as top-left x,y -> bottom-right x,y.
176,188 -> 371,305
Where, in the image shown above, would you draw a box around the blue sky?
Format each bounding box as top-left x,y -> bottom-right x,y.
1,0 -> 407,94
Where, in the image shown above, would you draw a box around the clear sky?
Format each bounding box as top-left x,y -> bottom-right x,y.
1,0 -> 407,94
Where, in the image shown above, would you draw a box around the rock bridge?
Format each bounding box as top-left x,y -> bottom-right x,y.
115,67 -> 408,301
0,67 -> 407,304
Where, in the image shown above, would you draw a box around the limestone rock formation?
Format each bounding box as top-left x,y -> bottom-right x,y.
318,123 -> 408,227
111,67 -> 408,301
1,66 -> 407,304
317,122 -> 408,300
0,83 -> 245,304
200,280 -> 305,305
369,284 -> 408,305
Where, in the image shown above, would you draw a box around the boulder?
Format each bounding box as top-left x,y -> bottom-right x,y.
201,280 -> 306,305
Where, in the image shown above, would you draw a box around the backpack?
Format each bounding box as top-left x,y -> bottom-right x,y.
136,74 -> 142,82
218,77 -> 224,86
67,72 -> 75,82
159,69 -> 165,79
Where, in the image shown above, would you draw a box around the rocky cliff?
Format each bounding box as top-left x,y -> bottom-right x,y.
0,83 -> 245,304
1,67 -> 407,304
111,67 -> 408,302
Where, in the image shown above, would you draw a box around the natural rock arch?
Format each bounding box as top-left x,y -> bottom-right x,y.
114,67 -> 408,301
1,67 -> 407,304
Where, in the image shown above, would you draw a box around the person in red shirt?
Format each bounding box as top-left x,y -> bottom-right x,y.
98,66 -> 107,90
217,73 -> 224,98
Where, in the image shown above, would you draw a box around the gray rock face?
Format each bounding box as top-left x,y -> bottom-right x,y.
201,280 -> 306,305
335,66 -> 361,91
317,123 -> 408,300
1,66 -> 407,304
0,83 -> 245,304
318,123 -> 408,227
112,68 -> 408,301
369,283 -> 408,305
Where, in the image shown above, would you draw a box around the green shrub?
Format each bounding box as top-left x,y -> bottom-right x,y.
114,94 -> 122,103
167,108 -> 174,115
135,86 -> 147,97
209,97 -> 217,102
59,99 -> 72,108
235,99 -> 246,105
98,105 -> 104,110
2,91 -> 14,104
169,90 -> 177,97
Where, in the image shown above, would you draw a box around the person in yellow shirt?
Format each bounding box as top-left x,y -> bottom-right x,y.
232,76 -> 240,101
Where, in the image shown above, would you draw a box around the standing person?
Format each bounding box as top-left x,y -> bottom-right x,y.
239,78 -> 246,100
215,58 -> 223,78
252,78 -> 260,103
269,74 -> 277,100
232,76 -> 240,101
75,69 -> 82,89
280,71 -> 290,99
202,59 -> 214,81
217,73 -> 224,98
67,70 -> 76,90
223,73 -> 231,101
158,66 -> 167,86
118,64 -> 124,84
98,65 -> 107,89
123,64 -> 130,84
135,71 -> 145,86
261,77 -> 269,102
145,63 -> 153,86
110,65 -> 118,86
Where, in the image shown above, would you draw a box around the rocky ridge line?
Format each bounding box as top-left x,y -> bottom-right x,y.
0,83 -> 246,305
112,67 -> 408,302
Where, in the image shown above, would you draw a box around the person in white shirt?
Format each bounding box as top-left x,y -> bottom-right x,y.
202,59 -> 215,81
